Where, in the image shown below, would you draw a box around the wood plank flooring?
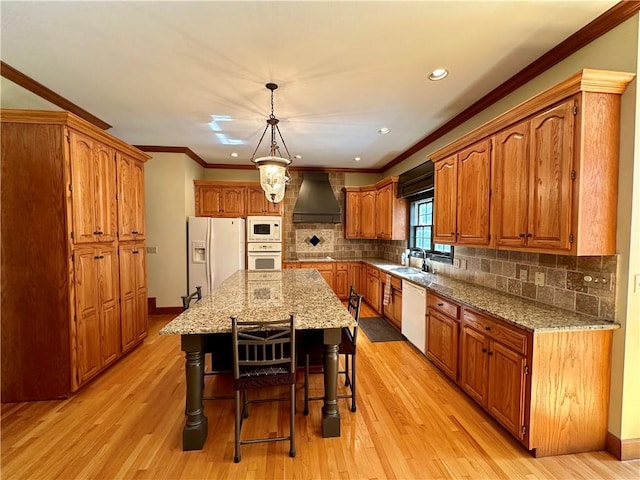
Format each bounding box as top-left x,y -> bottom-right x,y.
2,313 -> 638,479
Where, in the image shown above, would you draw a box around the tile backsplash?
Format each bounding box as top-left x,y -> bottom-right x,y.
280,171 -> 615,320
440,247 -> 617,320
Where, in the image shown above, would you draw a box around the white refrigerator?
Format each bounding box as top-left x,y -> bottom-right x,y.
188,216 -> 246,296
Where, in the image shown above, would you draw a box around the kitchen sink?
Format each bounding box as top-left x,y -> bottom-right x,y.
388,266 -> 424,275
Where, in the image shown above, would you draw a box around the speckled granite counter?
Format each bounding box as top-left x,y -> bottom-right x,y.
159,269 -> 356,335
363,259 -> 618,333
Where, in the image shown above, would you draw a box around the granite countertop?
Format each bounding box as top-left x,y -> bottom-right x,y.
363,259 -> 618,333
159,269 -> 356,335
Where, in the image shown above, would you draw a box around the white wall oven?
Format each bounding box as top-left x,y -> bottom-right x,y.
247,242 -> 282,271
247,216 -> 282,243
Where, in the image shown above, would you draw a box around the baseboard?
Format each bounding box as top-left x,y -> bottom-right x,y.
606,431 -> 640,460
147,297 -> 183,315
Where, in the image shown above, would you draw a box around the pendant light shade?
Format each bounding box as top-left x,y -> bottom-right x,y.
250,83 -> 292,204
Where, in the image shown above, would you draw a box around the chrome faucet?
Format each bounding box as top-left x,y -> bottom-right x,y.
409,247 -> 430,272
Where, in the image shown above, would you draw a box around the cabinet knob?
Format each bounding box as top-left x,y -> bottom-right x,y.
450,232 -> 455,235
487,351 -> 493,356
482,348 -> 487,353
485,326 -> 491,331
527,233 -> 533,238
132,230 -> 139,235
437,303 -> 444,307
519,233 -> 526,238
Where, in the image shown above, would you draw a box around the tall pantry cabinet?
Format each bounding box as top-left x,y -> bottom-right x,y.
1,110 -> 150,402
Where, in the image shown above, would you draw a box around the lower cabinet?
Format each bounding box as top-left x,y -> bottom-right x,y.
74,245 -> 121,387
382,275 -> 402,330
424,290 -> 614,458
299,262 -> 335,291
335,263 -> 349,299
119,243 -> 149,353
365,266 -> 381,313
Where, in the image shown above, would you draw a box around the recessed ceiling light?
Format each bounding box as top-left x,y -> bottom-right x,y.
378,127 -> 390,135
354,157 -> 361,162
294,154 -> 302,159
428,68 -> 449,81
230,152 -> 239,157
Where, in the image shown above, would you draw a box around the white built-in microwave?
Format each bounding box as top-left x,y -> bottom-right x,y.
247,216 -> 282,243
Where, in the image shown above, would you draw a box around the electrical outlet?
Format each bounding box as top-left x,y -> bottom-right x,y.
453,258 -> 461,268
534,272 -> 545,286
146,246 -> 158,254
519,269 -> 528,282
582,271 -> 612,291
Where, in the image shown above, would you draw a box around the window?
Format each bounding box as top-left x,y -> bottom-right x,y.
409,197 -> 453,263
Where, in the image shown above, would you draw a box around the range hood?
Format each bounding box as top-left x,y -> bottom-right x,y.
292,172 -> 341,223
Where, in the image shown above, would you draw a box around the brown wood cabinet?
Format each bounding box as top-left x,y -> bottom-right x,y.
335,263 -> 349,299
299,262 -> 335,291
74,246 -> 121,386
347,262 -> 361,295
365,266 -> 381,314
344,178 -> 406,240
426,292 -> 460,381
431,69 -> 634,255
0,109 -> 150,402
117,152 -> 146,241
381,274 -> 402,331
69,130 -> 117,244
246,186 -> 283,215
422,288 -> 614,457
195,183 -> 246,217
433,139 -> 491,246
119,243 -> 149,354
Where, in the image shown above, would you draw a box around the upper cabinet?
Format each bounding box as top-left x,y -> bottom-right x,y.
69,130 -> 117,244
246,186 -> 283,216
195,181 -> 282,217
430,69 -> 635,256
117,152 -> 146,241
344,178 -> 406,240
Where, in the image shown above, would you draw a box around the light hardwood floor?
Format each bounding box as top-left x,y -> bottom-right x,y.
1,312 -> 638,479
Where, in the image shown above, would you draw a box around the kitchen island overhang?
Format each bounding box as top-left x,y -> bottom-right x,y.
160,269 -> 356,451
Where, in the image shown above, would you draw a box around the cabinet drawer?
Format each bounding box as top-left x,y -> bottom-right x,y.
300,262 -> 334,272
367,266 -> 379,278
336,263 -> 348,271
463,308 -> 528,355
390,275 -> 402,290
427,292 -> 460,319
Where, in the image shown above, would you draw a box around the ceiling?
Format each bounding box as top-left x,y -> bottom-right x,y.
0,1 -> 619,171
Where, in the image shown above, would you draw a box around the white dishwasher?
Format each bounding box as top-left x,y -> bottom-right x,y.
401,280 -> 426,353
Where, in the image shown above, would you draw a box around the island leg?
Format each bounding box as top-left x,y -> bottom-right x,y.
181,334 -> 208,451
322,327 -> 341,437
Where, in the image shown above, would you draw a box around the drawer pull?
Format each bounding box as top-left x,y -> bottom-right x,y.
485,326 -> 491,331
438,303 -> 444,307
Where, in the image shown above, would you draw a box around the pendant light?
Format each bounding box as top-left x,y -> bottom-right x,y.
250,83 -> 292,204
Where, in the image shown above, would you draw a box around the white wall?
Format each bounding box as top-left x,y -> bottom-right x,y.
145,152 -> 192,307
384,15 -> 640,442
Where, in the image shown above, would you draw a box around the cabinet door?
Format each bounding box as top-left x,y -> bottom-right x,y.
426,309 -> 459,380
335,264 -> 349,299
117,153 -> 145,241
360,190 -> 377,239
375,184 -> 393,239
99,246 -> 120,367
347,263 -> 361,294
366,274 -> 381,314
433,155 -> 458,244
74,248 -> 102,384
345,192 -> 361,238
221,187 -> 245,217
487,341 -> 527,440
393,288 -> 402,329
528,100 -> 574,251
457,140 -> 490,245
69,131 -> 97,244
246,186 -> 266,215
494,123 -> 530,248
119,244 -> 147,352
197,186 -> 223,216
319,270 -> 335,291
460,326 -> 489,405
94,143 -> 117,243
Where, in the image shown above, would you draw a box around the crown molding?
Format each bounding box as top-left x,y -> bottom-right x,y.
381,1 -> 640,172
1,61 -> 112,130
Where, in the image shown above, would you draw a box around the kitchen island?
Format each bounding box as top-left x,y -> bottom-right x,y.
159,269 -> 356,451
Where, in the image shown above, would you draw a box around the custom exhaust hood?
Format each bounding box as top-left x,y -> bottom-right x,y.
292,172 -> 341,223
